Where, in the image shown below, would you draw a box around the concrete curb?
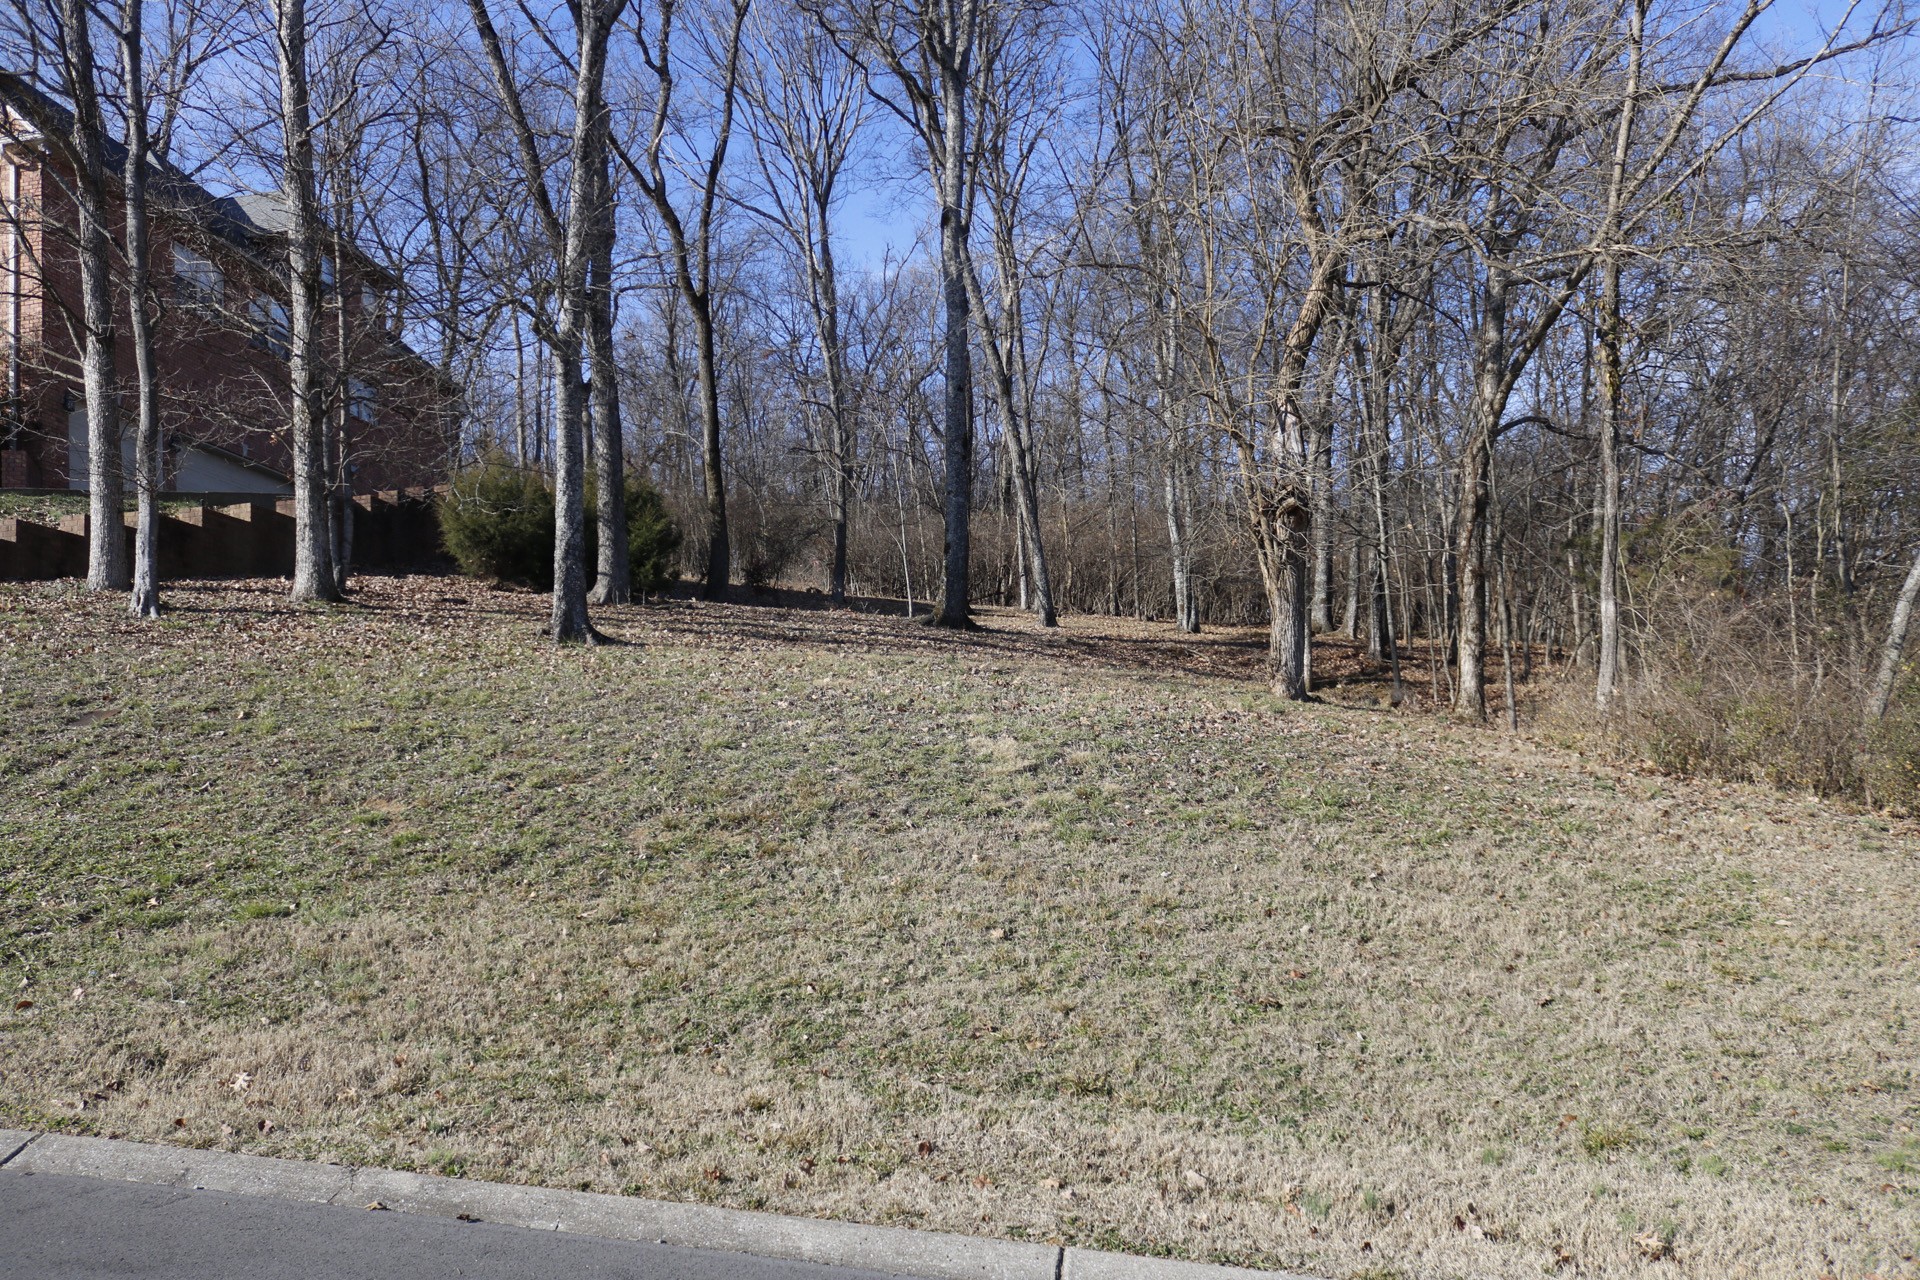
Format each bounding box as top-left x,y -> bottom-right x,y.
0,1129 -> 35,1165
0,1132 -> 1319,1280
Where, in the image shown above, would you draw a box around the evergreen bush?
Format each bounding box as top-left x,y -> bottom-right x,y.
440,451 -> 681,593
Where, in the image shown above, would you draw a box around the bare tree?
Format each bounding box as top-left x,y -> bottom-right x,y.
814,0 -> 994,627
266,0 -> 338,601
119,0 -> 160,614
616,0 -> 751,600
965,23 -> 1060,626
466,0 -> 630,640
738,1 -> 869,602
35,0 -> 129,590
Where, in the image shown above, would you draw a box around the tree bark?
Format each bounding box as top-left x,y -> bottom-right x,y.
1264,509 -> 1310,700
1452,262 -> 1511,721
275,0 -> 339,603
1866,547 -> 1920,723
58,0 -> 128,591
1309,417 -> 1334,632
587,152 -> 629,605
466,0 -> 627,641
1163,444 -> 1197,633
121,0 -> 160,616
692,291 -> 729,596
817,233 -> 853,603
934,114 -> 974,627
1595,0 -> 1645,709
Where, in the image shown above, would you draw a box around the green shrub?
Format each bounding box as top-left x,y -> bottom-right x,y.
440,451 -> 682,593
621,477 -> 682,593
440,452 -> 554,588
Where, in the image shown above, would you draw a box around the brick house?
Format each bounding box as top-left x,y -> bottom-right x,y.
0,73 -> 458,496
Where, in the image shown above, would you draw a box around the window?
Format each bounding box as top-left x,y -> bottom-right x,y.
320,255 -> 336,288
347,377 -> 375,423
361,282 -> 379,318
248,294 -> 290,359
172,245 -> 223,306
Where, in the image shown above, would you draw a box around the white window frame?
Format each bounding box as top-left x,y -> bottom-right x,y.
172,244 -> 223,306
347,377 -> 375,423
249,294 -> 290,359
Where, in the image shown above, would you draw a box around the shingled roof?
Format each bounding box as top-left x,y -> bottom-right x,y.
0,70 -> 396,286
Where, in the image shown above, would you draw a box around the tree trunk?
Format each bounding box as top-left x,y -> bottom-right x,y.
549,342 -> 593,639
693,293 -> 730,598
121,0 -> 160,617
1265,516 -> 1310,700
962,260 -> 1054,626
1866,547 -> 1920,723
934,105 -> 974,627
1341,529 -> 1360,639
813,230 -> 853,604
1452,266 -> 1510,721
1595,254 -> 1625,708
1309,419 -> 1334,632
60,0 -> 128,591
276,0 -> 338,603
328,221 -> 353,595
1594,0 -> 1643,708
1164,447 -> 1197,633
587,153 -> 629,605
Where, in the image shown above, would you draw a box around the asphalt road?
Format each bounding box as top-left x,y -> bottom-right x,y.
0,1169 -> 929,1280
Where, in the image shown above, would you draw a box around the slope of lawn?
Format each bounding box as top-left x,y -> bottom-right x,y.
1,577 -> 1915,1280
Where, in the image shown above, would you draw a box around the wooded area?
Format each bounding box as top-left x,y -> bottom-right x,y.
7,0 -> 1920,752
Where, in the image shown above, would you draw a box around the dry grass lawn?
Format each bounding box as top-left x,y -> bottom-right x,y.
1,576 -> 1916,1280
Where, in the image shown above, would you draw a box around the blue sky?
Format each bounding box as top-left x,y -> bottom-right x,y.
823,0 -> 1907,272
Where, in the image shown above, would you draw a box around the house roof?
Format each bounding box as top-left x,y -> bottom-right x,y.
0,71 -> 398,288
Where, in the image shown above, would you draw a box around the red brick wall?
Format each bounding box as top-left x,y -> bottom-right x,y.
0,448 -> 32,487
3,149 -> 456,493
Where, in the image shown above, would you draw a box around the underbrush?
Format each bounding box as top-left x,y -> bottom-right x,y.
1540,579 -> 1920,812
